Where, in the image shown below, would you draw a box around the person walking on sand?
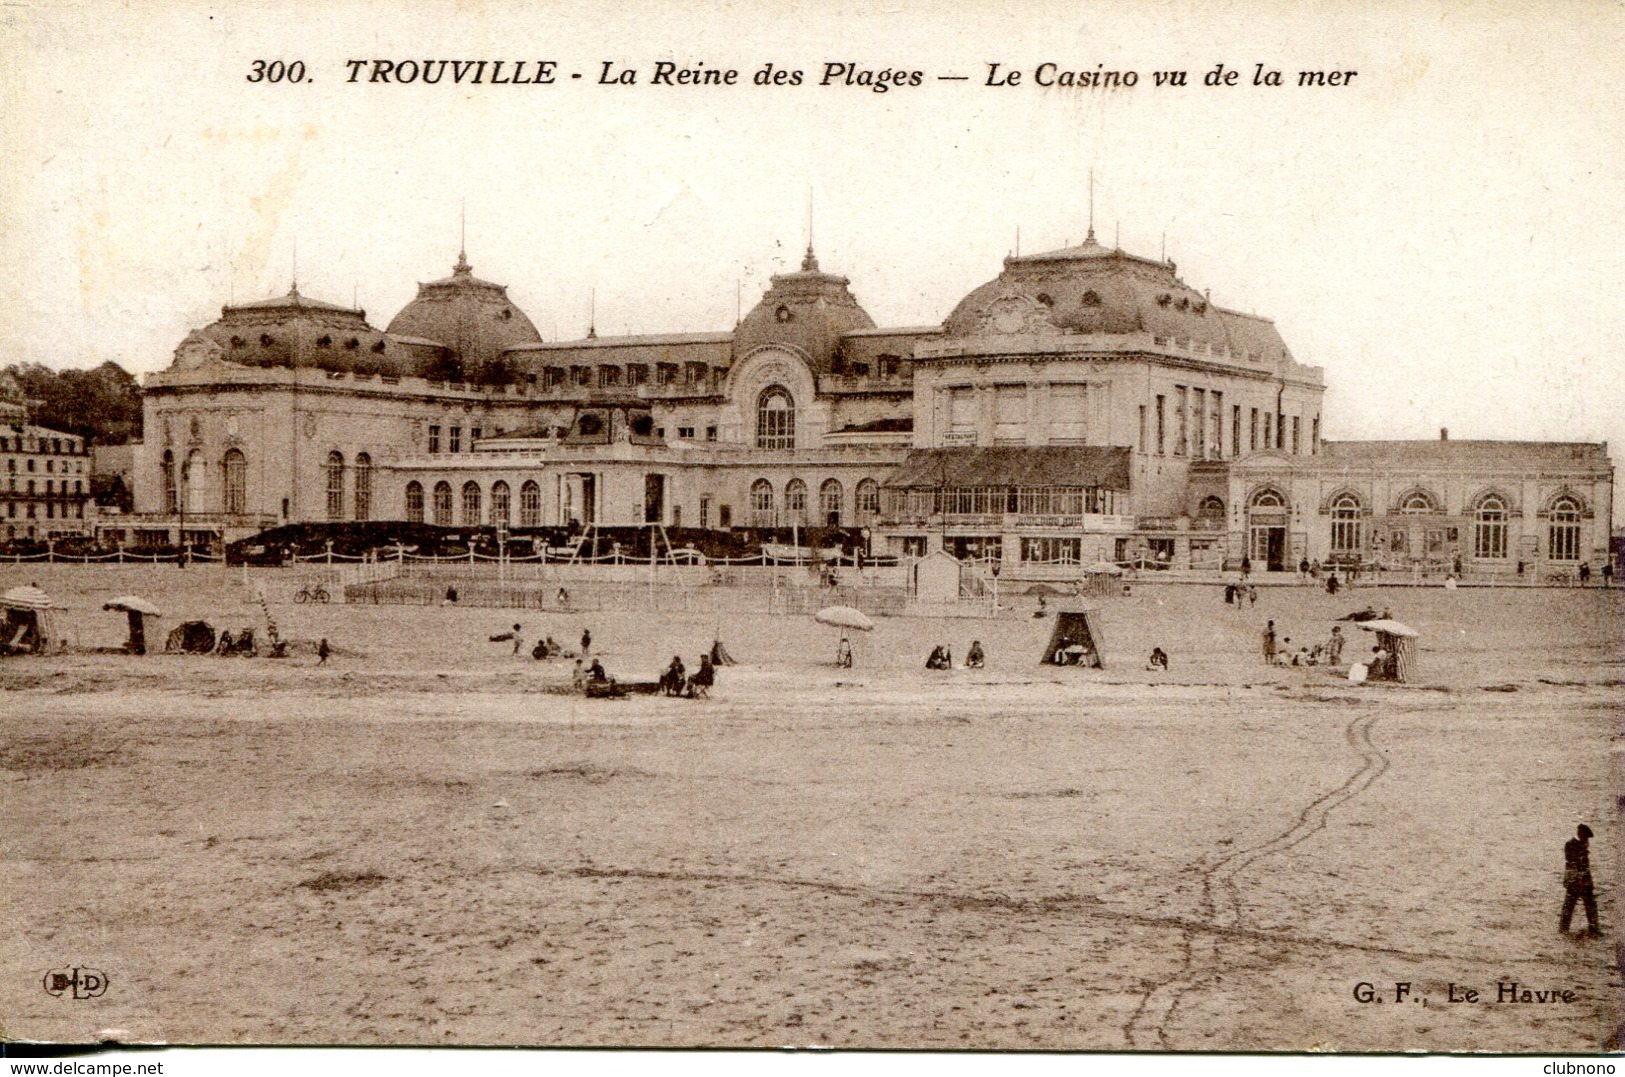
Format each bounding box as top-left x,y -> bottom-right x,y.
317,638 -> 330,666
1263,620 -> 1277,663
1561,824 -> 1600,937
580,628 -> 592,655
510,624 -> 523,656
1248,584 -> 1259,607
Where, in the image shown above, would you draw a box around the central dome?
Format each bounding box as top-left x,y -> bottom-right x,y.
386,253 -> 542,381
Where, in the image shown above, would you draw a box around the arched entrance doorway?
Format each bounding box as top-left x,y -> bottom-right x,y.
1248,488 -> 1289,570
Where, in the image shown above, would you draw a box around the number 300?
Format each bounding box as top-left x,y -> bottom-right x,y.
247,60 -> 307,84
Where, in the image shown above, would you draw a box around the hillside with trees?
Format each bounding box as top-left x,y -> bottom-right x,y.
2,361 -> 143,445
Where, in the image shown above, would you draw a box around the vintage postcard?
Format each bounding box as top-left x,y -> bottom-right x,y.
1,0 -> 1620,1060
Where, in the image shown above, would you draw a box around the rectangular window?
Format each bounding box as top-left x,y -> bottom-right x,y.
599,366 -> 621,388
705,425 -> 718,442
449,426 -> 462,453
1291,416 -> 1301,455
428,425 -> 441,453
994,385 -> 1028,442
1049,383 -> 1088,443
627,364 -> 648,386
1020,536 -> 1082,564
686,362 -> 707,385
1156,395 -> 1166,455
1211,391 -> 1223,460
1311,415 -> 1320,454
1277,412 -> 1287,450
1174,386 -> 1188,456
1231,405 -> 1242,456
677,426 -> 695,439
1138,405 -> 1147,453
471,427 -> 482,445
574,366 -> 591,386
1192,388 -> 1206,458
947,387 -> 977,439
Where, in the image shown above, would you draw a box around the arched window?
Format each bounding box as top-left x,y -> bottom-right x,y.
161,450 -> 177,514
1399,490 -> 1439,514
784,478 -> 807,525
1548,496 -> 1581,562
432,481 -> 453,526
353,453 -> 372,521
1197,495 -> 1225,519
520,480 -> 542,527
820,478 -> 843,526
1251,489 -> 1284,510
1473,495 -> 1508,559
1330,493 -> 1362,554
855,478 -> 880,524
490,481 -> 511,529
405,481 -> 425,524
750,478 -> 775,527
325,451 -> 345,520
185,449 -> 205,514
222,449 -> 247,515
462,481 -> 482,526
756,386 -> 795,449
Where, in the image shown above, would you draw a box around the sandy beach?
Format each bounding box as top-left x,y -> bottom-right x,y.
1,566 -> 1619,1050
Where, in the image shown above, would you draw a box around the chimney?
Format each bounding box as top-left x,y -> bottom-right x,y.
1440,427 -> 1449,441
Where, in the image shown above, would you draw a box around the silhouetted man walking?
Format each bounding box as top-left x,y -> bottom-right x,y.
1561,824 -> 1600,937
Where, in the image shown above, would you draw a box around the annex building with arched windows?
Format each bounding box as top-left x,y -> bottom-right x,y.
124,226 -> 1614,577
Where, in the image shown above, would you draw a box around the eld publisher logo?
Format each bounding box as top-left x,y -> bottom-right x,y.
43,967 -> 108,999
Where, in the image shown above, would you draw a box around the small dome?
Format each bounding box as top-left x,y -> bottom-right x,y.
188,285 -> 407,376
734,245 -> 876,373
385,253 -> 542,381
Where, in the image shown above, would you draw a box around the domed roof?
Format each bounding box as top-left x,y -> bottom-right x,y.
385,252 -> 542,381
734,246 -> 877,373
187,284 -> 411,376
941,232 -> 1292,365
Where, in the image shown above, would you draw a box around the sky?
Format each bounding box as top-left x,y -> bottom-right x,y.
2,0 -> 1622,515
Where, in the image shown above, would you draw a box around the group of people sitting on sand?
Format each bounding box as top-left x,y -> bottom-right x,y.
1263,620 -> 1350,668
658,654 -> 717,698
925,641 -> 985,670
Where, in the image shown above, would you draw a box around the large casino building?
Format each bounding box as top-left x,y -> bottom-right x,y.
122,228 -> 1614,576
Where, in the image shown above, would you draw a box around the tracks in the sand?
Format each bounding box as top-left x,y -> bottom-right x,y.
1123,709 -> 1390,1049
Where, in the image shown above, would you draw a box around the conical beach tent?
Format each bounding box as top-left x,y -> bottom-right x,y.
1041,608 -> 1106,668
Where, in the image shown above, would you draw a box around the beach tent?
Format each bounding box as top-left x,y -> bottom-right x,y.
165,620 -> 217,655
1041,608 -> 1106,668
0,585 -> 58,655
709,638 -> 737,666
103,595 -> 161,655
1355,619 -> 1419,683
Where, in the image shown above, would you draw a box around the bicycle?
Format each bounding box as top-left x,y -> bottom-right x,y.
294,582 -> 330,604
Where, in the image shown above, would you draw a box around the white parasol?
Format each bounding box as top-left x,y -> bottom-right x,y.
813,605 -> 874,632
103,595 -> 162,616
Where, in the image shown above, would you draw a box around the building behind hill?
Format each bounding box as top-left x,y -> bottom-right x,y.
118,226 -> 1614,577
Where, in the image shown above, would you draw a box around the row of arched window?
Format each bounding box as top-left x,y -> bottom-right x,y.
1315,491 -> 1584,561
323,452 -> 374,521
161,447 -> 252,516
748,477 -> 880,528
405,479 -> 544,528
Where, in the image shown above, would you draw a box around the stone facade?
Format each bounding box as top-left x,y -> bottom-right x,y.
123,229 -> 1615,574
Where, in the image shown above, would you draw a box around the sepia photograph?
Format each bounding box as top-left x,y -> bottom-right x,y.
1,0 -> 1621,1063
